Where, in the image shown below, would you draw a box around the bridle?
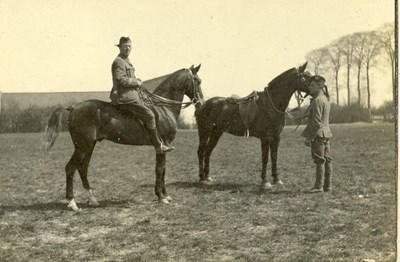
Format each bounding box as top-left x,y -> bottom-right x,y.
139,69 -> 202,109
186,71 -> 203,108
264,68 -> 309,119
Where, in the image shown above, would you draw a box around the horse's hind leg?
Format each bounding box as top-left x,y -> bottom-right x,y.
65,148 -> 86,211
202,129 -> 223,183
77,142 -> 99,206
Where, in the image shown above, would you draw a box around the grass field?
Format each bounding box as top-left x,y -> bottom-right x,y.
0,123 -> 396,261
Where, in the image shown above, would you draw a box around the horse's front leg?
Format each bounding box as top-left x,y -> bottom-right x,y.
197,125 -> 211,182
197,139 -> 207,181
260,138 -> 272,190
161,153 -> 172,202
155,153 -> 169,204
270,136 -> 284,185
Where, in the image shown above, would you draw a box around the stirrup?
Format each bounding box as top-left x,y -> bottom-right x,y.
156,144 -> 175,153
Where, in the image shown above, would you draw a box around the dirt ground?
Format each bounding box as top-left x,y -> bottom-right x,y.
0,123 -> 396,261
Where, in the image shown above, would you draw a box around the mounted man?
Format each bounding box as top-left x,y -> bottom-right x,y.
109,36 -> 175,154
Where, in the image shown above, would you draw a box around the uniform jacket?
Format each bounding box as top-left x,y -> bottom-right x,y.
301,93 -> 333,140
110,55 -> 142,105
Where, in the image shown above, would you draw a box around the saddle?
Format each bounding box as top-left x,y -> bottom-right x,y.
227,91 -> 259,137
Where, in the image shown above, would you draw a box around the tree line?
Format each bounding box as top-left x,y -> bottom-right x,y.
0,23 -> 394,133
305,23 -> 395,113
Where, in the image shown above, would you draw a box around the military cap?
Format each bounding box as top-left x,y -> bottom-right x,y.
116,36 -> 131,46
310,75 -> 326,84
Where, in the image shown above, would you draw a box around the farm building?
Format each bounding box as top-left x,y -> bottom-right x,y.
0,91 -> 110,112
0,75 -> 169,113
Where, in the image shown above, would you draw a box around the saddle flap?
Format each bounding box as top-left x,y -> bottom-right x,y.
238,93 -> 259,129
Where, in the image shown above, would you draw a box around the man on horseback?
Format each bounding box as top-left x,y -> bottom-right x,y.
109,36 -> 175,154
301,75 -> 333,193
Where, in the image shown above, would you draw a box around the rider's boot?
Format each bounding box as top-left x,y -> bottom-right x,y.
310,163 -> 324,193
147,127 -> 175,154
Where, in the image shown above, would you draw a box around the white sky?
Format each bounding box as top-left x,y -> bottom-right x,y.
0,0 -> 395,108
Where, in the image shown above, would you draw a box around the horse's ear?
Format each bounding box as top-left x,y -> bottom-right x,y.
192,64 -> 201,74
190,65 -> 194,70
299,62 -> 308,73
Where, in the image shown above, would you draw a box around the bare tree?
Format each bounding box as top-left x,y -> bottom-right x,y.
363,31 -> 382,111
326,41 -> 342,105
338,34 -> 355,106
377,23 -> 395,102
353,32 -> 367,107
306,48 -> 328,75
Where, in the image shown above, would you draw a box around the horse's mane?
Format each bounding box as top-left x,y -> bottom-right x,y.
266,67 -> 296,91
143,68 -> 187,93
156,68 -> 188,89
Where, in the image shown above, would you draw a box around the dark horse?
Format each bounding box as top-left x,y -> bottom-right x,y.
42,65 -> 204,210
195,63 -> 311,189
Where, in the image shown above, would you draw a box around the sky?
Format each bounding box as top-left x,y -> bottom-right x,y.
0,0 -> 395,112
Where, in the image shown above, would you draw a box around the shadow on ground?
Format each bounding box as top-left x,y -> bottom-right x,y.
0,199 -> 131,214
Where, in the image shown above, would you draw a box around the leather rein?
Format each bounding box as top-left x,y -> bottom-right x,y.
265,86 -> 307,119
138,72 -> 202,109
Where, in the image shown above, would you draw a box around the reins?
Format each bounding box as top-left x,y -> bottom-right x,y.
139,87 -> 195,108
138,74 -> 201,109
265,86 -> 298,119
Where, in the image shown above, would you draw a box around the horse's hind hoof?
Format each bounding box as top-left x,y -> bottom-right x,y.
261,182 -> 272,190
89,200 -> 100,206
273,180 -> 284,186
160,198 -> 170,204
165,196 -> 172,202
199,177 -> 214,185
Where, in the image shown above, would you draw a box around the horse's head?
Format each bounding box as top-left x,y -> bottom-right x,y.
292,62 -> 312,105
295,62 -> 312,94
152,64 -> 204,110
263,62 -> 312,113
186,64 -> 205,109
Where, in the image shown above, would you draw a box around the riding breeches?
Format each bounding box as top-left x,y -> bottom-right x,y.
311,137 -> 333,164
118,100 -> 156,129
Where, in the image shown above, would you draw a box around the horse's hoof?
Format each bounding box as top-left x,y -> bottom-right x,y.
165,196 -> 172,202
89,200 -> 100,206
199,177 -> 214,184
160,198 -> 170,204
67,204 -> 81,212
273,180 -> 284,186
261,182 -> 272,190
67,199 -> 81,211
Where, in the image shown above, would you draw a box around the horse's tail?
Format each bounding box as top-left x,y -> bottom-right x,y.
41,107 -> 71,151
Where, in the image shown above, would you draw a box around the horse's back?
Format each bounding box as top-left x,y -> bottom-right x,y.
68,99 -> 150,145
196,97 -> 248,134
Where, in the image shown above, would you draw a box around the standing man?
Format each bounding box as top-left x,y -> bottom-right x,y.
301,75 -> 333,193
110,36 -> 175,154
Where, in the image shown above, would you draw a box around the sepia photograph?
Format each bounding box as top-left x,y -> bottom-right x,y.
0,0 -> 396,261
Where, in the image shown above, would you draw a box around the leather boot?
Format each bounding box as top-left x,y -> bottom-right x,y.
147,128 -> 175,154
323,162 -> 332,192
310,163 -> 324,193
